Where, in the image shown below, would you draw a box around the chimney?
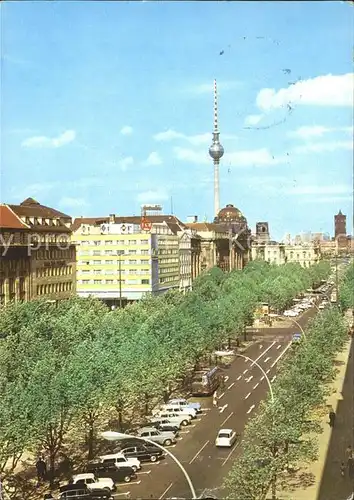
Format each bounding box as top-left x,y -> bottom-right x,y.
109,214 -> 115,223
187,215 -> 198,223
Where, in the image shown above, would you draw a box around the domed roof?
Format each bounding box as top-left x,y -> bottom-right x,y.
217,204 -> 246,222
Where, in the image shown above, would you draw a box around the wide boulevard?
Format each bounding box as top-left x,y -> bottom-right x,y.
113,308 -> 317,499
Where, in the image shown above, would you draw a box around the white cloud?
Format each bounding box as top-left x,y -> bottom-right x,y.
294,140 -> 353,154
136,189 -> 169,203
143,152 -> 162,166
188,80 -> 241,95
119,156 -> 134,171
286,185 -> 352,195
244,114 -> 264,126
22,130 -> 76,148
289,125 -> 353,139
256,73 -> 354,111
120,125 -> 133,135
289,125 -> 332,139
154,129 -> 184,141
174,146 -> 285,167
59,197 -> 88,208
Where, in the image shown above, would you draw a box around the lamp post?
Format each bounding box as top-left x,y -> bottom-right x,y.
101,431 -> 197,499
270,314 -> 307,340
116,250 -> 124,308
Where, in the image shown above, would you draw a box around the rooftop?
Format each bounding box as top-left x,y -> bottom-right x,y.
0,205 -> 30,230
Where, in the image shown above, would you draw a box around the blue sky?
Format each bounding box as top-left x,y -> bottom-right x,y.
2,1 -> 353,240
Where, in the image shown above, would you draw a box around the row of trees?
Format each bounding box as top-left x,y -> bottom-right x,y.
339,261 -> 354,311
0,260 -> 330,489
224,267 -> 353,499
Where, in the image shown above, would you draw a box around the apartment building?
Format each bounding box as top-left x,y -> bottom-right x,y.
1,198 -> 76,304
72,214 -> 195,305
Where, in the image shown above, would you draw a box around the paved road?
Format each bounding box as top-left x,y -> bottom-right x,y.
112,308 -> 317,499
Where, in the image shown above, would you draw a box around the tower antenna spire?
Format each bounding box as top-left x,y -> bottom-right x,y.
209,79 -> 224,218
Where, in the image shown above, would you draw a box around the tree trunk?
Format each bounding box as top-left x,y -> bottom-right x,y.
49,448 -> 56,487
87,417 -> 95,460
117,400 -> 123,431
243,328 -> 247,342
271,475 -> 277,500
144,393 -> 149,416
228,337 -> 231,349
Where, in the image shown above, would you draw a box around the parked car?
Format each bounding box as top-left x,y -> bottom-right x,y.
59,483 -> 113,499
99,452 -> 141,471
168,398 -> 202,413
85,462 -> 137,483
72,473 -> 114,492
134,427 -> 177,446
150,412 -> 190,427
145,418 -> 180,434
117,443 -> 165,462
215,428 -> 238,448
157,404 -> 197,419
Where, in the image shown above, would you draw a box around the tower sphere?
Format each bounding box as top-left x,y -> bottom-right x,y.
209,142 -> 224,160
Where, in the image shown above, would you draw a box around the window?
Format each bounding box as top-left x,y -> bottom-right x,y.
105,260 -> 113,264
94,280 -> 102,284
129,260 -> 137,265
106,240 -> 113,245
93,260 -> 101,264
93,241 -> 101,246
93,250 -> 101,256
105,250 -> 113,255
128,249 -> 137,255
129,240 -> 137,244
81,270 -> 90,274
141,250 -> 149,255
94,270 -> 101,275
141,239 -> 149,244
106,280 -> 114,284
141,259 -> 149,264
141,279 -> 150,285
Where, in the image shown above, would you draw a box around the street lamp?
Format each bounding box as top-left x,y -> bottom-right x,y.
116,250 -> 124,308
235,353 -> 275,403
101,431 -> 197,499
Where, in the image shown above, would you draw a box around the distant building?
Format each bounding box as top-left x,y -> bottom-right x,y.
1,198 -> 76,304
334,210 -> 347,238
255,222 -> 270,243
251,241 -> 320,267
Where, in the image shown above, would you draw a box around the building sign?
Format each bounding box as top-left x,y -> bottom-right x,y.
140,217 -> 152,232
100,223 -> 134,235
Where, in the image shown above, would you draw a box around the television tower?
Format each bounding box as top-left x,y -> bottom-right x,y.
208,79 -> 224,217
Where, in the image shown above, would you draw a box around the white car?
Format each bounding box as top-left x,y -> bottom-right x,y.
284,310 -> 298,317
99,452 -> 141,471
156,404 -> 196,419
72,472 -> 114,491
151,412 -> 191,427
215,428 -> 238,448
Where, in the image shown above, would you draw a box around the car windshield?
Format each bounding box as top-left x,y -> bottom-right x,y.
218,432 -> 231,438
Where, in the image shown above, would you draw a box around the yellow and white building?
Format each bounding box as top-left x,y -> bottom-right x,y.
72,214 -> 192,304
251,241 -> 321,267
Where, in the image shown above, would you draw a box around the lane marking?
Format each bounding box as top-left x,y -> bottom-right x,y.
222,442 -> 240,466
243,369 -> 248,374
219,404 -> 228,413
271,342 -> 292,368
202,408 -> 212,411
266,369 -> 270,374
218,392 -> 225,399
224,375 -> 229,382
137,470 -> 151,475
179,430 -> 190,434
247,404 -> 255,414
259,344 -> 263,349
260,376 -> 264,381
271,375 -> 276,382
264,356 -> 271,363
245,358 -> 248,362
237,375 -> 242,381
221,411 -> 234,427
253,382 -> 259,389
245,392 -> 251,399
189,440 -> 209,464
246,375 -> 253,383
159,482 -> 173,499
113,493 -> 130,498
227,382 -> 235,390
119,480 -> 141,486
277,344 -> 282,350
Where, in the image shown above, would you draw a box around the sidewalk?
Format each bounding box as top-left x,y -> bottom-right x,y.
274,338 -> 353,500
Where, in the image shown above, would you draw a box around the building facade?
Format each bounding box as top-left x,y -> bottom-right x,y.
334,210 -> 347,238
251,241 -> 321,267
72,214 -> 201,305
0,205 -> 31,304
1,199 -> 76,304
8,198 -> 76,301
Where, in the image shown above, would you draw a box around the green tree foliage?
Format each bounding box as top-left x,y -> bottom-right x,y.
225,307 -> 348,499
0,261 -> 330,482
339,262 -> 354,310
